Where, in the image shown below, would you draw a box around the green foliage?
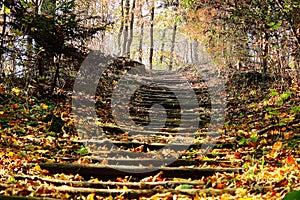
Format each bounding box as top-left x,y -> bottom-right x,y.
181,0 -> 197,8
10,0 -> 79,55
283,190 -> 300,200
175,184 -> 193,190
40,0 -> 56,15
2,0 -> 111,93
238,134 -> 258,146
276,91 -> 292,105
288,138 -> 300,148
8,176 -> 16,184
194,0 -> 300,75
265,106 -> 279,116
266,89 -> 293,106
270,89 -> 279,97
290,106 -> 300,114
75,146 -> 89,156
267,21 -> 281,30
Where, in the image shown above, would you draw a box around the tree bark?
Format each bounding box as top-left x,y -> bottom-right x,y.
122,0 -> 130,56
126,0 -> 136,57
0,10 -> 7,78
262,29 -> 269,76
159,29 -> 166,64
149,0 -> 154,70
138,0 -> 144,63
117,0 -> 124,56
169,24 -> 177,71
51,54 -> 61,93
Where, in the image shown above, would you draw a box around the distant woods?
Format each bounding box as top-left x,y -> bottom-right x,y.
0,0 -> 111,94
0,0 -> 299,95
186,0 -> 300,82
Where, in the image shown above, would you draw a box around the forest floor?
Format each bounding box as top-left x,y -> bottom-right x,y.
0,71 -> 299,200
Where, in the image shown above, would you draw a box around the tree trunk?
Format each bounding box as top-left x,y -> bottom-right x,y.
117,0 -> 124,56
38,57 -> 44,77
0,11 -> 7,78
149,0 -> 154,70
126,0 -> 136,57
159,30 -> 166,64
262,29 -> 269,76
122,0 -> 130,56
169,24 -> 177,71
138,23 -> 144,63
138,0 -> 144,63
51,55 -> 61,94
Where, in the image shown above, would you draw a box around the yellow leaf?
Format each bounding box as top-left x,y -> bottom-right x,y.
236,188 -> 247,197
61,193 -> 70,199
0,111 -> 4,115
106,196 -> 113,200
93,178 -> 99,183
113,80 -> 118,85
8,152 -> 14,157
276,193 -> 281,197
264,113 -> 269,119
4,6 -> 11,14
33,164 -> 42,171
203,156 -> 210,160
291,87 -> 297,91
87,193 -> 95,200
12,87 -> 21,96
41,103 -> 48,109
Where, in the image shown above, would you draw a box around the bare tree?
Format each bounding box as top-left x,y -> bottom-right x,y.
169,23 -> 176,71
149,0 -> 154,70
117,0 -> 124,56
126,0 -> 136,57
159,30 -> 166,64
138,0 -> 144,62
0,2 -> 8,77
122,0 -> 130,56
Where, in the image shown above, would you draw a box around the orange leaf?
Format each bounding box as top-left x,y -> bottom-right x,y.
286,155 -> 297,165
215,183 -> 225,189
44,14 -> 52,18
153,171 -> 164,182
269,141 -> 282,159
116,177 -> 123,182
0,85 -> 4,94
134,145 -> 144,152
248,141 -> 258,147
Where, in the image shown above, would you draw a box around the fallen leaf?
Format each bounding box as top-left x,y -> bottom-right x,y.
269,141 -> 282,159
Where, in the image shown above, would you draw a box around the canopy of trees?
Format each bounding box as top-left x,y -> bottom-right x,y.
1,0 -> 299,92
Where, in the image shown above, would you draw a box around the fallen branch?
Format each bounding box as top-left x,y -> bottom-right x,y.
257,119 -> 300,135
53,157 -> 242,167
9,175 -> 205,189
35,163 -> 243,179
48,186 -> 238,198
